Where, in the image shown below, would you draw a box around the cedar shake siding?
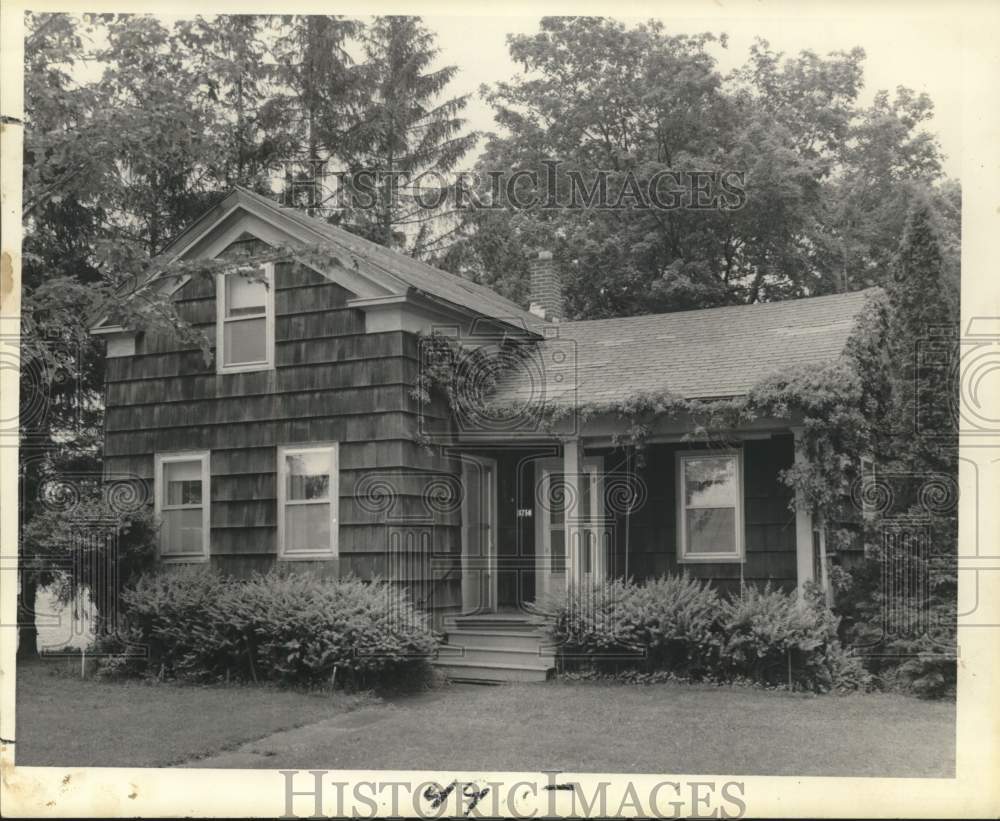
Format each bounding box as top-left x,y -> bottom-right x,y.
600,436 -> 798,595
102,239 -> 463,616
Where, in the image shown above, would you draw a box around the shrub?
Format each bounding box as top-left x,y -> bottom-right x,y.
719,583 -> 843,692
541,574 -> 869,693
537,578 -> 635,665
617,574 -> 721,675
834,552 -> 956,699
540,574 -> 720,677
106,569 -> 438,689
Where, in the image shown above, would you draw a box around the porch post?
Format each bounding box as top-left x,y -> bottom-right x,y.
563,436 -> 583,591
791,426 -> 815,600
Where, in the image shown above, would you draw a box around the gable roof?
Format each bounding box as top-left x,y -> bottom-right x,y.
490,289 -> 880,408
156,186 -> 549,335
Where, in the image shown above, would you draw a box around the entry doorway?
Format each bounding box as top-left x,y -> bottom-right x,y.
460,456 -> 497,613
534,456 -> 606,599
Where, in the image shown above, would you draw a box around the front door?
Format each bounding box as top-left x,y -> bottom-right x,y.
460,456 -> 498,613
535,457 -> 605,599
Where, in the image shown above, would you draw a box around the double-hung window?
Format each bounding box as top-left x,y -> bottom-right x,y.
676,450 -> 744,562
155,451 -> 210,561
216,262 -> 274,372
278,444 -> 339,559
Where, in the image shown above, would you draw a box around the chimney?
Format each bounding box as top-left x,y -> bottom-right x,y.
528,250 -> 562,321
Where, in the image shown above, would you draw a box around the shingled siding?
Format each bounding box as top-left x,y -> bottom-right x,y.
102,253 -> 463,616
601,436 -> 798,595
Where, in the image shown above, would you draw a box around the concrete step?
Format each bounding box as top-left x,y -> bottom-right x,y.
434,660 -> 553,684
438,644 -> 555,668
442,628 -> 554,652
443,615 -> 545,633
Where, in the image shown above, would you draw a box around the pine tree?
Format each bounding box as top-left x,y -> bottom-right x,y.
886,195 -> 959,475
339,16 -> 478,251
271,15 -> 362,214
175,15 -> 287,189
856,194 -> 960,697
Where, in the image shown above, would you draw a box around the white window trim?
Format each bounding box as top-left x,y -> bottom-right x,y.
154,451 -> 211,563
675,448 -> 745,563
215,261 -> 275,374
277,442 -> 339,560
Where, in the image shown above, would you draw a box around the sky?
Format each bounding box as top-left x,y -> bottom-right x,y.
60,10 -> 965,180
423,13 -> 965,179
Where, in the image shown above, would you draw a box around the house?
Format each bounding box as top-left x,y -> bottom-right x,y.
91,187 -> 876,682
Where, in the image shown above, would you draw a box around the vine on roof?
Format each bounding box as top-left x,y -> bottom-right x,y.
412,290 -> 891,532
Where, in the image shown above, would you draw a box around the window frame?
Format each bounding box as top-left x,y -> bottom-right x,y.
277,442 -> 339,561
215,261 -> 275,374
154,450 -> 211,563
675,448 -> 745,564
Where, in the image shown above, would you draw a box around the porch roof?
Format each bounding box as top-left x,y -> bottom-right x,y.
489,288 -> 880,407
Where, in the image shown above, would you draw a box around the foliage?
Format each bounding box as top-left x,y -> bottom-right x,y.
535,578 -> 634,655
720,583 -> 840,691
541,575 -> 869,693
104,569 -> 438,689
540,575 -> 723,676
409,329 -> 539,447
20,480 -> 158,637
337,16 -> 479,253
833,196 -> 959,699
445,17 -> 957,319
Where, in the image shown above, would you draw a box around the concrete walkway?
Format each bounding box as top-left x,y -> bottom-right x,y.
179,685 -> 472,768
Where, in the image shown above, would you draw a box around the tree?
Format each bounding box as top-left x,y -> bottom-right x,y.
337,16 -> 479,252
19,13 -> 243,655
175,15 -> 290,190
270,15 -> 363,214
885,195 -> 959,473
835,196 -> 959,697
95,14 -> 225,254
451,18 -> 956,319
817,88 -> 945,292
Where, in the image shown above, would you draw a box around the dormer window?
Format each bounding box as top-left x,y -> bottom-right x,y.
216,262 -> 275,373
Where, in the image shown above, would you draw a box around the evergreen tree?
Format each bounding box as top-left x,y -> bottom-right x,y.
338,16 -> 479,252
886,195 -> 959,475
271,15 -> 362,214
175,14 -> 288,189
840,195 -> 960,698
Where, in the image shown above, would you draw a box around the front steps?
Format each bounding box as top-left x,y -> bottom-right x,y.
434,613 -> 555,684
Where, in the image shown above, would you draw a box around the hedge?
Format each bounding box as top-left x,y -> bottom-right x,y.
100,568 -> 438,689
539,575 -> 872,693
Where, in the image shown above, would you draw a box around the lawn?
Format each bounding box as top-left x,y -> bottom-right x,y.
14,658 -> 375,767
190,679 -> 955,777
16,661 -> 955,776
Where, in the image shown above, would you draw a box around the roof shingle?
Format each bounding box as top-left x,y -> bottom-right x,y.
489,289 -> 879,407
233,187 -> 549,334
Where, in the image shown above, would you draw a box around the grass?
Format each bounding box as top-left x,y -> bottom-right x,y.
14,658 -> 375,767
16,661 -> 955,776
193,678 -> 956,777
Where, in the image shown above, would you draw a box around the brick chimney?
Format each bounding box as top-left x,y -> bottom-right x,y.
528,250 -> 562,321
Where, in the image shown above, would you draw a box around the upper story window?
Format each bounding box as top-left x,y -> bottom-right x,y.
216,262 -> 275,373
155,451 -> 210,562
676,450 -> 744,563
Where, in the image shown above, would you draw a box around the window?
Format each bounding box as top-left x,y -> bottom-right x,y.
676,450 -> 743,562
278,444 -> 338,559
216,262 -> 274,372
154,452 -> 210,561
